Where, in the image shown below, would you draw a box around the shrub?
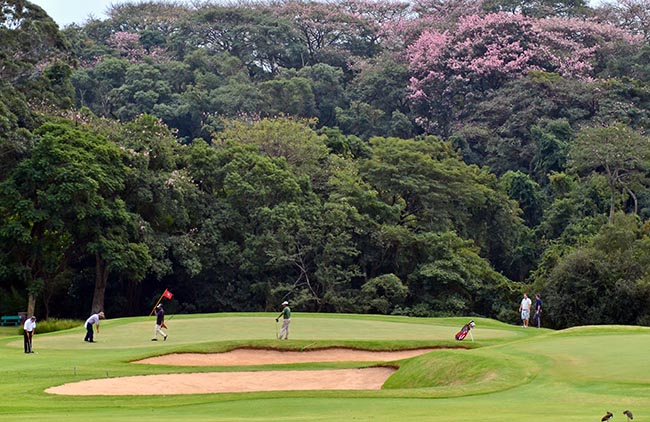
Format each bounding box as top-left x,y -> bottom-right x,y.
20,318 -> 83,335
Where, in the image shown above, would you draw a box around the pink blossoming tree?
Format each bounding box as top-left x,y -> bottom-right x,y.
407,12 -> 641,134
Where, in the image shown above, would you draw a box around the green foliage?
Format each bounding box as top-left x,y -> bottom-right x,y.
569,123 -> 650,222
0,0 -> 71,87
0,286 -> 25,315
499,170 -> 544,227
537,213 -> 650,327
543,247 -> 614,327
259,77 -> 316,117
30,318 -> 81,334
360,274 -> 408,314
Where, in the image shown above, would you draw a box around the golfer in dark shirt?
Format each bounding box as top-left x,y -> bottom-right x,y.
152,304 -> 167,341
534,293 -> 542,328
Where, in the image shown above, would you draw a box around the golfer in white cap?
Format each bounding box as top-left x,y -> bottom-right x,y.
152,304 -> 167,341
275,301 -> 291,340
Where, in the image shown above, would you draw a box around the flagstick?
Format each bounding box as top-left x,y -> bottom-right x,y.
149,292 -> 166,317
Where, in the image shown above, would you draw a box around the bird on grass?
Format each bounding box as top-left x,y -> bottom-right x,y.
601,411 -> 613,422
623,410 -> 633,421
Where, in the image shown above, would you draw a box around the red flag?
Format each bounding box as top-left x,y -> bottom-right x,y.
163,289 -> 173,299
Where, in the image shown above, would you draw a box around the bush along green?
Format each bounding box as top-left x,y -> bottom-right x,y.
18,318 -> 83,335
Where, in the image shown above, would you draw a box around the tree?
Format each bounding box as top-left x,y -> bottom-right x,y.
596,0 -> 650,40
216,117 -> 330,187
336,101 -> 387,139
259,77 -> 316,117
360,273 -> 408,314
297,64 -> 346,126
0,0 -> 71,86
174,5 -> 301,74
543,247 -> 614,327
407,12 -> 640,135
112,63 -> 173,121
104,0 -> 191,40
482,0 -> 590,17
96,114 -> 200,315
0,120 -> 150,315
349,54 -> 410,117
499,171 -> 544,227
539,213 -> 650,327
569,123 -> 650,223
273,0 -> 371,67
257,199 -> 363,312
359,135 -> 532,280
184,138 -> 309,312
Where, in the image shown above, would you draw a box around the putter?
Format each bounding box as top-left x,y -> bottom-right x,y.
275,320 -> 278,339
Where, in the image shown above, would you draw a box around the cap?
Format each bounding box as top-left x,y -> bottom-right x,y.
157,304 -> 163,308
30,315 -> 36,319
282,301 -> 289,306
98,311 -> 105,317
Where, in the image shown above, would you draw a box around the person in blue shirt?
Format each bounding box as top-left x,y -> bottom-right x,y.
534,293 -> 543,328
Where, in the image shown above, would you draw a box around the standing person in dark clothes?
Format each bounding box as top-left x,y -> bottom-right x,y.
534,293 -> 543,328
23,316 -> 36,353
275,301 -> 291,340
84,311 -> 104,342
152,304 -> 167,341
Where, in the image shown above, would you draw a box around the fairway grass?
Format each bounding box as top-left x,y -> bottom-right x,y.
1,313 -> 648,421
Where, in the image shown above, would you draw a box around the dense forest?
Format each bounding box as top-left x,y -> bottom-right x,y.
2,0 -> 650,328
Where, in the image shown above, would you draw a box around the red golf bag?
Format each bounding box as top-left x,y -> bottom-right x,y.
455,320 -> 475,341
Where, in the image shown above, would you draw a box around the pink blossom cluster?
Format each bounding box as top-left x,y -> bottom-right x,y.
407,12 -> 641,111
381,0 -> 485,50
165,169 -> 195,188
107,31 -> 141,51
106,31 -> 168,63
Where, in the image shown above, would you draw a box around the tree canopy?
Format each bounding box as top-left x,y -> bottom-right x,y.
1,0 -> 650,328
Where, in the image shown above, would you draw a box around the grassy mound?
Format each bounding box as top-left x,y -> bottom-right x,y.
383,349 -> 537,397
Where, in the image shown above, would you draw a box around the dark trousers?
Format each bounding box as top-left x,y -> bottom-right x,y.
24,330 -> 33,353
84,323 -> 94,341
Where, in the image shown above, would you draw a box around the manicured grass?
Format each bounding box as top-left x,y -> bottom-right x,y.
0,313 -> 648,421
0,325 -> 22,337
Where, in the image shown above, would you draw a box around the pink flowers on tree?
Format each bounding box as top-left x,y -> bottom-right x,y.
407,12 -> 642,133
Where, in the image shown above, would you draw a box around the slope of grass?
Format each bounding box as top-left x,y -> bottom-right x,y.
383,348 -> 539,397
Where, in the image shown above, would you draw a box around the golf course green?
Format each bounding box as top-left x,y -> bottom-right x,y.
0,313 -> 647,421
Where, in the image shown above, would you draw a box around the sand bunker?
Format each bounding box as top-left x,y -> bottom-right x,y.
135,348 -> 436,366
47,348 -> 434,396
46,367 -> 396,395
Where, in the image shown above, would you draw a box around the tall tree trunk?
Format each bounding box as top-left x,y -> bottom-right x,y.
126,277 -> 140,316
27,293 -> 36,318
91,251 -> 109,314
624,186 -> 638,216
